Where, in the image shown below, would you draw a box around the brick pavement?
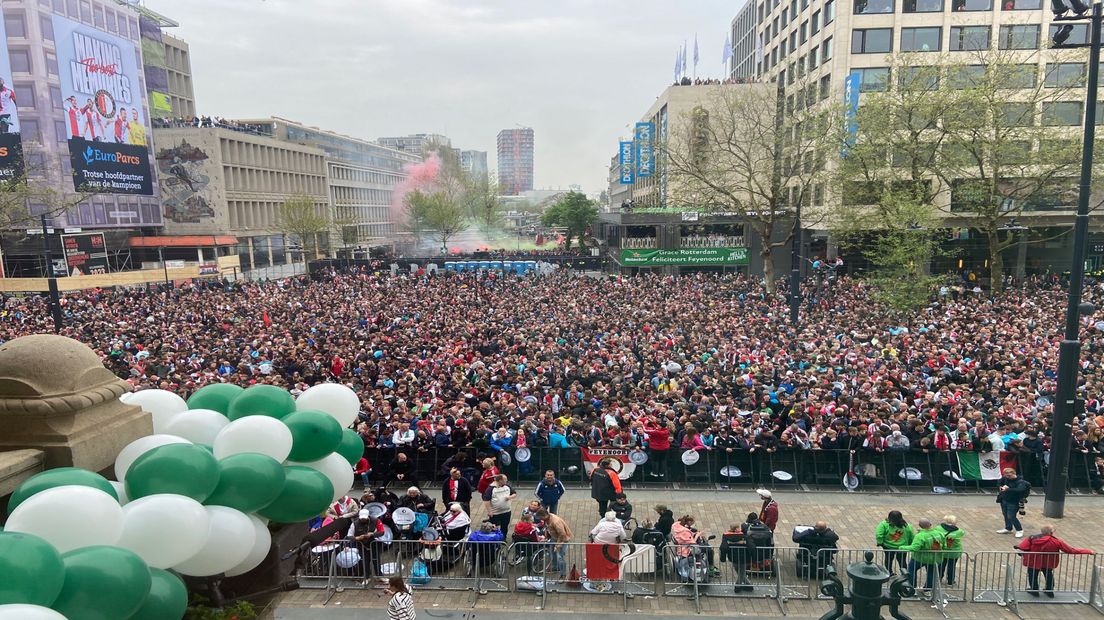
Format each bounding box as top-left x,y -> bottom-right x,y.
263,488 -> 1104,619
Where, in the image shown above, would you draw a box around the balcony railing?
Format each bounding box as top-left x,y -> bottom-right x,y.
680,235 -> 746,248
621,237 -> 658,249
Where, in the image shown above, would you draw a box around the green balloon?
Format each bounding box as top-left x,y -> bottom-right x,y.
0,532 -> 64,606
257,466 -> 334,524
125,443 -> 220,503
130,568 -> 187,620
227,384 -> 296,421
205,453 -> 287,512
284,410 -> 342,462
52,546 -> 152,620
8,467 -> 118,514
186,383 -> 244,416
336,428 -> 365,466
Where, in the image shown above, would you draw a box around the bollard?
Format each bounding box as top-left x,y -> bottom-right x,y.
818,550 -> 916,620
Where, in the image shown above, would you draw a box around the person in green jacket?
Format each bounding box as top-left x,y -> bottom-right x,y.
875,510 -> 914,575
939,515 -> 965,586
903,518 -> 947,593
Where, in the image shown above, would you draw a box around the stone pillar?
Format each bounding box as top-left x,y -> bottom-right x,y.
0,335 -> 152,475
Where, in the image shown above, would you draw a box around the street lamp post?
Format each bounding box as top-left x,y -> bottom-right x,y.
39,215 -> 63,333
1044,0 -> 1101,518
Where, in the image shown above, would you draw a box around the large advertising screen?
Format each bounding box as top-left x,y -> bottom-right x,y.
0,14 -> 23,182
61,232 -> 109,275
53,14 -> 153,195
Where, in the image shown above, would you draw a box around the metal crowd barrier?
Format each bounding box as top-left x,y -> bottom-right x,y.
516,541 -> 660,612
972,550 -> 1103,613
360,446 -> 1089,493
663,544 -> 810,614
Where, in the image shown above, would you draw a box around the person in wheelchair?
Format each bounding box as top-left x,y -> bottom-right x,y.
398,486 -> 435,513
612,493 -> 633,525
467,521 -> 505,573
511,513 -> 546,571
441,502 -> 471,541
794,521 -> 840,579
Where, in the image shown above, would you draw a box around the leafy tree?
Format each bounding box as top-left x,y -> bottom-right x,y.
463,171 -> 504,232
424,192 -> 469,252
661,83 -> 839,293
401,189 -> 434,245
277,193 -> 329,262
541,191 -> 598,250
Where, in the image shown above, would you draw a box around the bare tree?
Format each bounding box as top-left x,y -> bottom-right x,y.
278,193 -> 329,262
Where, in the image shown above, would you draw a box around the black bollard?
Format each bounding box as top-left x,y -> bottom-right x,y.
818,551 -> 916,620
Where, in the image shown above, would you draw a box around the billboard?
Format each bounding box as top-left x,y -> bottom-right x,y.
0,13 -> 23,182
619,247 -> 749,267
635,122 -> 654,178
841,71 -> 861,156
54,14 -> 154,195
61,232 -> 109,275
619,140 -> 634,184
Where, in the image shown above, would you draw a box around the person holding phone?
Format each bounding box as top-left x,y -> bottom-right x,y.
379,575 -> 416,619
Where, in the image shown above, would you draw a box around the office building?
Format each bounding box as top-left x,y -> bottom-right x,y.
151,124 -> 329,271
235,117 -> 420,250
497,127 -> 534,196
376,133 -> 450,155
460,149 -> 488,180
730,0 -> 760,79
161,33 -> 195,118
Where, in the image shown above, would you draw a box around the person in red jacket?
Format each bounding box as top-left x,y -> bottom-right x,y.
477,457 -> 499,495
644,417 -> 672,479
1017,525 -> 1093,597
757,489 -> 779,532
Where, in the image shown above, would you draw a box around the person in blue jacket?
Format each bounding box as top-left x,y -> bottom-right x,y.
549,426 -> 571,448
488,428 -> 514,453
535,470 -> 566,514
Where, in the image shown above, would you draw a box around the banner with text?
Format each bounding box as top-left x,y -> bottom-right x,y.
54,14 -> 154,195
620,247 -> 749,266
635,122 -> 654,177
0,13 -> 23,182
619,140 -> 634,184
841,71 -> 860,157
61,232 -> 109,275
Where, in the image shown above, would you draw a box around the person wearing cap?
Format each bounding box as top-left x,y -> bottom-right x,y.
757,489 -> 778,532
348,508 -> 386,583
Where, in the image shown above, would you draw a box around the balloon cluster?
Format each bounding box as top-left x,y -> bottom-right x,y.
0,382 -> 363,620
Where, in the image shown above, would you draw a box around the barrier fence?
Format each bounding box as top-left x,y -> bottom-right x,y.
358,446 -> 1095,493
294,539 -> 1104,616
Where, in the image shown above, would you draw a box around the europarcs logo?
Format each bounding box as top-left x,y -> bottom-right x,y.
82,145 -> 141,166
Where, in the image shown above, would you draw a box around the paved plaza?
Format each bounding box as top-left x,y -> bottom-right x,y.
262,487 -> 1104,619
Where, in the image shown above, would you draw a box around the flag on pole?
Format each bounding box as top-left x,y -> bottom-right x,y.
674,49 -> 681,81
723,32 -> 733,65
693,33 -> 700,69
682,40 -> 688,75
956,450 -> 1018,480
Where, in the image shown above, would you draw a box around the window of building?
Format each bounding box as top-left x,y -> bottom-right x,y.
947,64 -> 986,87
1042,101 -> 1082,126
952,0 -> 993,8
22,118 -> 38,141
810,47 -> 819,68
49,85 -> 62,109
901,27 -> 942,51
54,120 -> 66,142
998,24 -> 1039,49
811,10 -> 821,32
855,67 -> 890,92
788,62 -> 797,84
66,0 -> 77,17
9,50 -> 30,73
949,25 -> 990,50
903,0 -> 944,11
825,0 -> 836,22
801,21 -> 808,43
45,51 -> 57,75
4,12 -> 26,38
773,16 -> 780,37
790,31 -> 797,50
791,0 -> 798,16
93,5 -> 104,28
1045,62 -> 1085,87
758,3 -> 765,21
820,74 -> 832,99
39,15 -> 53,41
851,28 -> 892,53
1001,103 -> 1035,126
1005,64 -> 1038,88
1002,0 -> 1042,8
854,0 -> 895,13
1050,23 -> 1088,45
782,7 -> 789,25
898,66 -> 940,90
822,37 -> 834,61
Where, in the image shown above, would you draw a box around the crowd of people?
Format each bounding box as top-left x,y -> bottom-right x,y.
4,269 -> 1104,474
673,76 -> 758,86
152,115 -> 269,136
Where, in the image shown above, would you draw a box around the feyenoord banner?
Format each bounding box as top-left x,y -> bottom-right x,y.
579,447 -> 637,480
54,14 -> 154,195
0,13 -> 23,182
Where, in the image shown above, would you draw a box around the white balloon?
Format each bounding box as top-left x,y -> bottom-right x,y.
290,453 -> 354,502
114,434 -> 192,481
174,506 -> 256,577
295,383 -> 360,428
121,389 -> 188,433
162,409 -> 230,446
117,494 -> 211,569
0,605 -> 68,620
213,416 -> 293,462
5,486 -> 123,553
224,515 -> 272,577
109,480 -> 130,505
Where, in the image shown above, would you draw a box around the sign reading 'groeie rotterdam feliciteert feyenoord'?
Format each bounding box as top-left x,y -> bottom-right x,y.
55,14 -> 154,195
620,247 -> 750,266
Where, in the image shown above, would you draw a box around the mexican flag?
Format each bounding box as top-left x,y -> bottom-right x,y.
957,450 -> 1018,480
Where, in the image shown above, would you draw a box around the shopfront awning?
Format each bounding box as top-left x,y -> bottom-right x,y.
126,235 -> 239,248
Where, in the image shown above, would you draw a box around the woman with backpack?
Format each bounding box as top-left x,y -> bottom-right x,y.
875,510 -> 914,576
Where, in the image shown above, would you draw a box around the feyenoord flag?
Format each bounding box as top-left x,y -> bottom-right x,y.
957,450 -> 1018,480
579,447 -> 637,480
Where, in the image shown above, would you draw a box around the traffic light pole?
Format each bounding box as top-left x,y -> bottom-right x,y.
1044,0 -> 1101,519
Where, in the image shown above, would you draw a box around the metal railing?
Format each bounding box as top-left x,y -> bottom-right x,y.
295,540 -> 1104,616
355,446 -> 1096,493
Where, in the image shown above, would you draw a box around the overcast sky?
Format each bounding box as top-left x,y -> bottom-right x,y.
143,0 -> 742,195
